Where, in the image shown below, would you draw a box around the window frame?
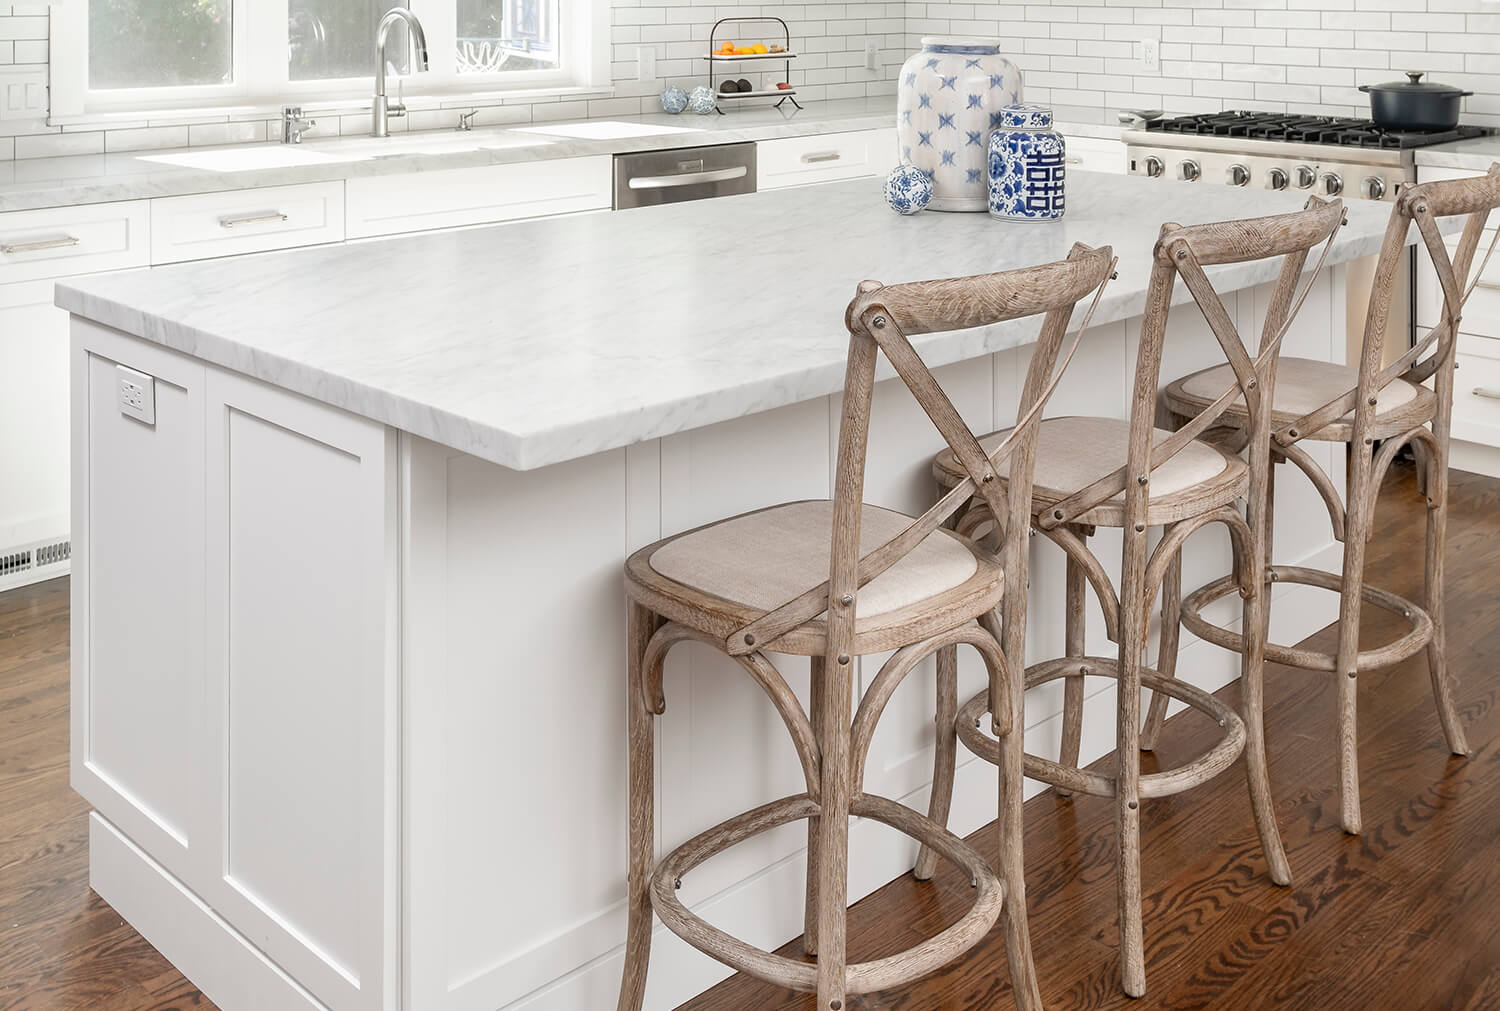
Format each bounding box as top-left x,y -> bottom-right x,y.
49,0 -> 609,120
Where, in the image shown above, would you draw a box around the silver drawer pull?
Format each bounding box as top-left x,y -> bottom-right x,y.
1065,157 -> 1084,165
1,235 -> 81,255
1473,387 -> 1500,401
628,166 -> 748,189
219,211 -> 290,229
801,151 -> 841,163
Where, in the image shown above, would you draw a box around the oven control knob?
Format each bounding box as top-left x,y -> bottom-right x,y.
1267,167 -> 1289,191
1178,159 -> 1201,182
1228,163 -> 1251,187
1295,165 -> 1317,189
1321,172 -> 1344,196
1362,176 -> 1387,200
1144,155 -> 1164,178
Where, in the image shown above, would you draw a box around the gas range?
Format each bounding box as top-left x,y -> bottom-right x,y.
1124,111 -> 1490,202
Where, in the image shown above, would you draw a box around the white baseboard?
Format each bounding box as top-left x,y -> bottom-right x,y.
88,813 -> 329,1011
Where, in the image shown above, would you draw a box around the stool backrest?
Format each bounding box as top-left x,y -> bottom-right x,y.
726,242 -> 1116,658
1035,196 -> 1346,535
1276,164 -> 1500,446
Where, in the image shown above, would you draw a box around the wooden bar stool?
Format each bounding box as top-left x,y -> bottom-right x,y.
615,244 -> 1116,1011
921,196 -> 1345,998
1164,166 -> 1500,834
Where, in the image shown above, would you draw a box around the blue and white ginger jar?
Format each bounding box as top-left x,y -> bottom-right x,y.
896,37 -> 1023,212
988,103 -> 1066,221
884,165 -> 934,215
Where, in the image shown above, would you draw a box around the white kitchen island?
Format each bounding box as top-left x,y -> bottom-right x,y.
58,172 -> 1411,1011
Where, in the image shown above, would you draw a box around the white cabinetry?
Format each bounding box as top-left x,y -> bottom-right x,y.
757,129 -> 898,189
1415,163 -> 1500,476
72,317 -> 398,1011
150,181 -> 346,264
0,199 -> 148,588
1064,134 -> 1127,174
345,156 -> 612,238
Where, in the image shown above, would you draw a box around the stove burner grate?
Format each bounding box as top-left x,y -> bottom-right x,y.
1145,111 -> 1487,149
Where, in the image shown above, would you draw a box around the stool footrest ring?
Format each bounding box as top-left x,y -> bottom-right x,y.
955,657 -> 1247,800
649,793 -> 1003,995
1180,566 -> 1433,674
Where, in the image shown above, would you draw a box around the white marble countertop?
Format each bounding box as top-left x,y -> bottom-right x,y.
57,171 -> 1395,472
1415,136 -> 1500,172
0,98 -> 1123,212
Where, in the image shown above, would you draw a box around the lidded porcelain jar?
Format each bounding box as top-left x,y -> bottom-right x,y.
896,37 -> 1023,212
988,103 -> 1066,221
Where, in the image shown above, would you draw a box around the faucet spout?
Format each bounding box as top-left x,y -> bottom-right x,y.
373,7 -> 430,138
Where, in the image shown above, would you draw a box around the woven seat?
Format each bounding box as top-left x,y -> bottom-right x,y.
631,501 -> 1002,657
932,416 -> 1246,527
1163,357 -> 1434,443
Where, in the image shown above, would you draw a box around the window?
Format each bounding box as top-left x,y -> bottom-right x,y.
51,0 -> 605,117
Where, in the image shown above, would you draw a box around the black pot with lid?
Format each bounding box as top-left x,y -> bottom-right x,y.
1359,71 -> 1472,132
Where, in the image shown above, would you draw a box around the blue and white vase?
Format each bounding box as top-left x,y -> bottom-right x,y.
988,103 -> 1066,221
896,37 -> 1023,212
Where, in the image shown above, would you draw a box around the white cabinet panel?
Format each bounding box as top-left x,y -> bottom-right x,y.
1064,135 -> 1126,175
203,369 -> 396,1011
0,280 -> 73,547
71,321 -> 205,880
150,182 -> 345,264
345,156 -> 612,239
757,129 -> 898,190
0,199 -> 149,284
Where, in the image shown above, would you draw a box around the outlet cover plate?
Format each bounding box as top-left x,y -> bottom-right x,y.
116,364 -> 156,425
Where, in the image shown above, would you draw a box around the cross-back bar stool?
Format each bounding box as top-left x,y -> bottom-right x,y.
1163,165 -> 1500,835
921,196 -> 1346,997
616,243 -> 1116,1011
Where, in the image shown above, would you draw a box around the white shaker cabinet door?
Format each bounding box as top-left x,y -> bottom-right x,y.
199,368 -> 399,1011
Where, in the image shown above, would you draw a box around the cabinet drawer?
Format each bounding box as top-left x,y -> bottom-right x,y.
345,156 -> 612,239
0,200 -> 150,284
1063,135 -> 1125,175
150,182 -> 345,265
757,129 -> 898,190
1453,349 -> 1500,447
1415,226 -> 1500,335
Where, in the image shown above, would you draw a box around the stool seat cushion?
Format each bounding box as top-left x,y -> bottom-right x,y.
648,500 -> 979,619
1176,358 -> 1419,419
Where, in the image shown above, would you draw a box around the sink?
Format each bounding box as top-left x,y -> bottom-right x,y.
516,120 -> 701,140
141,146 -> 357,172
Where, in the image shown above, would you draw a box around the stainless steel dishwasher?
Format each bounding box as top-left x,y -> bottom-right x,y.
613,142 -> 757,209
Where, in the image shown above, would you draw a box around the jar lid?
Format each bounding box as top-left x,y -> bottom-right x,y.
919,36 -> 1002,55
1001,103 -> 1053,128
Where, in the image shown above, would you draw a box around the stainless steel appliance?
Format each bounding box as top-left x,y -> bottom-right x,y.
613,142 -> 757,209
1124,112 -> 1488,364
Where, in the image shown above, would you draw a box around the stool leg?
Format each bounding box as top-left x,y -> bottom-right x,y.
981,610 -> 1042,1011
1116,542 -> 1147,998
617,603 -> 657,1011
1423,438 -> 1470,756
1057,539 -> 1087,787
1140,537 -> 1181,753
804,656 -> 826,953
815,651 -> 855,1009
1336,445 -> 1374,835
1240,557 -> 1291,886
914,645 -> 958,880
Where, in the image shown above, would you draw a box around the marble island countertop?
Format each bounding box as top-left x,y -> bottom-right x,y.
57,171 -> 1397,472
0,98 -> 1124,213
1415,136 -> 1500,173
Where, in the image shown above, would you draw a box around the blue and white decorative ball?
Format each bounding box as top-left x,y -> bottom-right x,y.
884,165 -> 934,215
660,86 -> 688,114
687,86 -> 717,115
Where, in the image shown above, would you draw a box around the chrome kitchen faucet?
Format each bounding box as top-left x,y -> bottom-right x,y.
372,7 -> 430,138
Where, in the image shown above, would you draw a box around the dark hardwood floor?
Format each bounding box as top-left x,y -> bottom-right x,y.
0,460 -> 1495,1010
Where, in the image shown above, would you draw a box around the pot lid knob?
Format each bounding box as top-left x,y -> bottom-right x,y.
1406,71 -> 1425,83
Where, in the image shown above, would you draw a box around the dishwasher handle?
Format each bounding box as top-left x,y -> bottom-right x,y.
627,165 -> 749,190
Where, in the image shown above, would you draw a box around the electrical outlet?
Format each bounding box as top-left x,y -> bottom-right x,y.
0,69 -> 47,122
116,365 -> 156,425
864,41 -> 880,71
1140,38 -> 1160,73
637,46 -> 656,81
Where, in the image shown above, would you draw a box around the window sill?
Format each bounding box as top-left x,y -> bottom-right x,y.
48,85 -> 617,130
